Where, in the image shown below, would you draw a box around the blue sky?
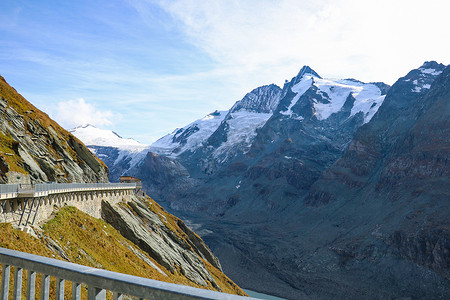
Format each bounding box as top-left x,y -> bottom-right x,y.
1,0 -> 449,144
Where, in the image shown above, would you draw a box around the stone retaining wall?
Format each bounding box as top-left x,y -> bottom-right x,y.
0,189 -> 134,227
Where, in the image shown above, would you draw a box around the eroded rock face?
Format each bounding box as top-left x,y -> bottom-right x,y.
101,194 -> 222,288
0,76 -> 108,183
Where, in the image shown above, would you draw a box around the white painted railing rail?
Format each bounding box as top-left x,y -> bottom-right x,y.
0,183 -> 137,200
0,248 -> 255,300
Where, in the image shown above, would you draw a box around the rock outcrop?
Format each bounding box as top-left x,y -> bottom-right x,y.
0,201 -> 246,296
0,76 -> 108,183
101,194 -> 223,288
304,62 -> 450,280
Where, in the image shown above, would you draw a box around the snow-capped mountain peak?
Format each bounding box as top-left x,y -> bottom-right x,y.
150,65 -> 390,162
280,73 -> 385,124
289,65 -> 321,86
151,83 -> 284,160
296,65 -> 322,80
69,124 -> 147,148
419,61 -> 445,75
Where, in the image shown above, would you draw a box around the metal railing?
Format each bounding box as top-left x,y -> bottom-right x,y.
0,184 -> 19,194
0,183 -> 136,199
0,248 -> 253,300
0,184 -> 19,200
34,183 -> 135,193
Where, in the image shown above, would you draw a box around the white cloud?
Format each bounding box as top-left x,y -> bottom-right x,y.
155,0 -> 450,84
3,0 -> 449,145
50,98 -> 116,129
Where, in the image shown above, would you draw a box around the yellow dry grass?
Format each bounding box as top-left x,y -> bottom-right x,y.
0,205 -> 246,297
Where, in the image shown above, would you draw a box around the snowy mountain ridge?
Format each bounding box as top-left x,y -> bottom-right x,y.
69,124 -> 150,179
150,65 -> 387,163
70,65 -> 392,180
230,84 -> 282,114
280,73 -> 385,124
150,84 -> 284,159
402,61 -> 446,93
70,124 -> 148,148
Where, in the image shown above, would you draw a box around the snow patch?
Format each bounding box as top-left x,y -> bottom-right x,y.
213,111 -> 272,159
419,68 -> 443,76
412,86 -> 422,93
314,79 -> 384,123
70,124 -> 150,174
281,75 -> 313,116
151,111 -> 227,156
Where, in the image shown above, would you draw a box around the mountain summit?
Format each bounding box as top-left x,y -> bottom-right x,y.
291,65 -> 322,85
149,65 -> 386,170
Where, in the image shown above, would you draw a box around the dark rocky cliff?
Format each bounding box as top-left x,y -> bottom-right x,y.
306,63 -> 450,281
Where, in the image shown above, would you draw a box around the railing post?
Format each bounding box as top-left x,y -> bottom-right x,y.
19,200 -> 29,225
40,274 -> 49,300
1,265 -> 10,300
112,292 -> 122,300
71,282 -> 81,300
26,270 -> 36,300
24,198 -> 36,227
5,201 -> 11,213
13,267 -> 23,300
56,278 -> 65,300
88,286 -> 106,300
31,198 -> 42,226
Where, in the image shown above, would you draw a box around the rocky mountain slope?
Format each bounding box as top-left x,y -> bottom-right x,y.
74,62 -> 449,299
0,76 -> 108,183
196,62 -> 450,299
305,61 -> 450,279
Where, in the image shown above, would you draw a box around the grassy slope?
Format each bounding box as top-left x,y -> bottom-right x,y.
0,205 -> 245,296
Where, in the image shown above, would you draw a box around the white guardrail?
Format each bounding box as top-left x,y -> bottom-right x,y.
0,183 -> 137,199
0,248 -> 255,300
